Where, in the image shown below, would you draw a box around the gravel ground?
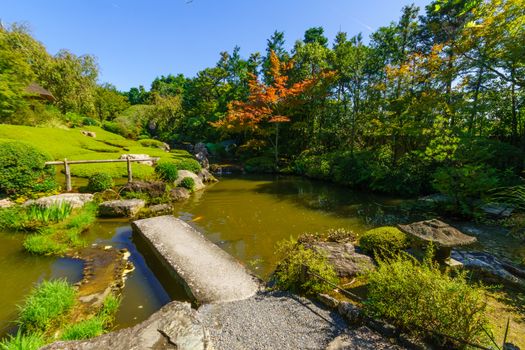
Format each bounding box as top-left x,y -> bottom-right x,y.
198,291 -> 405,350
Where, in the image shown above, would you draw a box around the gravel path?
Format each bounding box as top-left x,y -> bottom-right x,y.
198,291 -> 404,350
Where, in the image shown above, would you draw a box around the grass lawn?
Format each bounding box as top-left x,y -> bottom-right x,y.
0,124 -> 194,179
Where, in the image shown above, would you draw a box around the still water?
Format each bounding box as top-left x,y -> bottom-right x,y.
171,174 -> 401,278
3,174 -> 523,335
1,174 -> 396,334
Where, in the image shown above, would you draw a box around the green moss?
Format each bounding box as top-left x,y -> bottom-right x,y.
359,226 -> 408,258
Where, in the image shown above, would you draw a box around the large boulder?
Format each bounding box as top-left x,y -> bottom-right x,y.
170,187 -> 191,201
175,170 -> 205,191
120,181 -> 166,199
309,242 -> 375,278
42,301 -> 212,350
99,199 -> 145,217
194,142 -> 210,169
24,193 -> 94,209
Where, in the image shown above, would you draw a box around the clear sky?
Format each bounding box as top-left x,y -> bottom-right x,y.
2,0 -> 431,91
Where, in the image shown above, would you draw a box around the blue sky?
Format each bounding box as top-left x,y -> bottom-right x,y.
2,0 -> 431,91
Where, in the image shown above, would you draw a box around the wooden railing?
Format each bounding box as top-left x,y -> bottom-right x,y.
45,157 -> 160,191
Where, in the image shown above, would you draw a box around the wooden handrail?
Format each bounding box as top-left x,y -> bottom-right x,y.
45,158 -> 160,165
45,157 -> 160,192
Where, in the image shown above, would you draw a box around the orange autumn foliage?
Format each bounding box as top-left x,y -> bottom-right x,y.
213,50 -> 331,133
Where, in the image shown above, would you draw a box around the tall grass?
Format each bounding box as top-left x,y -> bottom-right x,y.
61,317 -> 105,340
23,202 -> 98,255
0,330 -> 44,350
18,279 -> 76,332
60,294 -> 121,341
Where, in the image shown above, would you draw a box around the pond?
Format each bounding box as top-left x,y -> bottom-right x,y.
1,174 -> 523,335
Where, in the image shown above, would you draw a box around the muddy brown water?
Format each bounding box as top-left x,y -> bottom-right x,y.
1,174 -> 523,335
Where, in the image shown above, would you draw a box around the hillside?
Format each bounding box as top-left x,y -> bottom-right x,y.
0,124 -> 193,179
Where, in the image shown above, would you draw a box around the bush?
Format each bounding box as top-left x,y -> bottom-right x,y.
172,158 -> 201,173
359,226 -> 408,257
274,238 -> 339,294
0,141 -> 57,197
18,279 -> 76,332
365,253 -> 489,346
87,173 -> 114,192
155,161 -> 179,182
139,139 -> 165,149
244,156 -> 276,173
179,177 -> 195,191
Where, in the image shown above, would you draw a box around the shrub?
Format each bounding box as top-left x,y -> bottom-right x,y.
0,141 -> 57,197
172,158 -> 201,173
179,177 -> 195,191
365,253 -> 489,346
155,161 -> 179,182
244,156 -> 276,173
87,173 -> 114,192
274,237 -> 338,294
359,226 -> 408,257
18,279 -> 76,332
139,139 -> 165,149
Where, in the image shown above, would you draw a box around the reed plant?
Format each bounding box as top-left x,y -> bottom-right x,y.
26,202 -> 73,224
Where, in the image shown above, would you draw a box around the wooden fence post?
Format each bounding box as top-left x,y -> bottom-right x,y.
64,158 -> 72,192
127,156 -> 132,183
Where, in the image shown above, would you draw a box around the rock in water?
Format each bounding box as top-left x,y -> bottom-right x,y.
170,187 -> 190,201
175,170 -> 206,191
42,301 -> 213,350
99,199 -> 145,217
